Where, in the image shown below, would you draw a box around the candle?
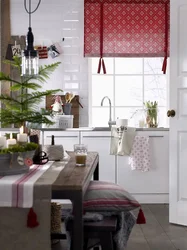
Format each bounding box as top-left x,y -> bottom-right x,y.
17,126 -> 28,143
139,119 -> 145,128
0,136 -> 7,149
7,133 -> 16,147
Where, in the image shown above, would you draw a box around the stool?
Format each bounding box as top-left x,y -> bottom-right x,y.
66,216 -> 117,250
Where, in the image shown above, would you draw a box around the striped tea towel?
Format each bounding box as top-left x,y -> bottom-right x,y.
0,161 -> 53,208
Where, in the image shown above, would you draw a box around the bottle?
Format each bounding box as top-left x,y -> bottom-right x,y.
51,135 -> 55,145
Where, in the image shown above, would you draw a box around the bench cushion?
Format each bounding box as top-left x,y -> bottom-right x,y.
83,181 -> 140,212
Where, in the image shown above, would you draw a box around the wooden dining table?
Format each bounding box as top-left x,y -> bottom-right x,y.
52,151 -> 99,250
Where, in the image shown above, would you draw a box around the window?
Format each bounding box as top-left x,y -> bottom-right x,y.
89,57 -> 168,128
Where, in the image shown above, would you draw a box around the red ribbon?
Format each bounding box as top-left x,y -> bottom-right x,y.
97,58 -> 106,74
162,3 -> 169,74
162,56 -> 167,74
97,3 -> 107,74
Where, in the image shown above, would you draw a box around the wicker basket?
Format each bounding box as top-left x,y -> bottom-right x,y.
51,202 -> 62,245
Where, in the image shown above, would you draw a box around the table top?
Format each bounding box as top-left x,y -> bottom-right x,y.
52,151 -> 99,191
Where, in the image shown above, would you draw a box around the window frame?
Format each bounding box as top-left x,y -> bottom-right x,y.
88,58 -> 170,128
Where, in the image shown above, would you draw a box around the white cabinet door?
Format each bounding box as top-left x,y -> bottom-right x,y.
117,132 -> 169,203
43,131 -> 79,151
169,0 -> 187,225
83,134 -> 115,182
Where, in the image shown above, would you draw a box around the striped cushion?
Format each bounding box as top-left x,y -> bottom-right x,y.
84,181 -> 140,212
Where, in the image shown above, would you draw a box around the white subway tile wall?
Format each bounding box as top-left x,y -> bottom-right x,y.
10,0 -> 89,127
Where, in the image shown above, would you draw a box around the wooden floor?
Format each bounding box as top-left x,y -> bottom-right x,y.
52,204 -> 187,250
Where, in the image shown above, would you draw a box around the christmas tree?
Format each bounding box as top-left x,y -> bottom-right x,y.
0,56 -> 61,129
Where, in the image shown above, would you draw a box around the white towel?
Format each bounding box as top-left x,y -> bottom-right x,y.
129,136 -> 150,172
0,161 -> 53,208
110,127 -> 136,156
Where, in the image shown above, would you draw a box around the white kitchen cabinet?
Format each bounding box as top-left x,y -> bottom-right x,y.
117,131 -> 169,203
82,132 -> 115,183
41,129 -> 169,203
42,131 -> 79,151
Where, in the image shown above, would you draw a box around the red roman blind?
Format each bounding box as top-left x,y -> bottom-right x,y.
84,0 -> 170,74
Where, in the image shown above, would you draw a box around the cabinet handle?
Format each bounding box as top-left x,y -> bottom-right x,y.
46,135 -> 78,138
149,136 -> 164,138
83,136 -> 111,138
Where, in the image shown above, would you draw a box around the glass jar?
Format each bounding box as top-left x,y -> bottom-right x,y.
145,108 -> 159,128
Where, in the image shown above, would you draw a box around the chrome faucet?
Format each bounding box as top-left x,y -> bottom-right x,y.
101,96 -> 115,128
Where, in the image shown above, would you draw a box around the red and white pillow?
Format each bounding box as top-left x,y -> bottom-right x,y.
83,181 -> 140,212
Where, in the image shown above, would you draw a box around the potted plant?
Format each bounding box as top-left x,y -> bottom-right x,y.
0,142 -> 38,176
0,56 -> 62,130
144,101 -> 158,128
0,56 -> 62,174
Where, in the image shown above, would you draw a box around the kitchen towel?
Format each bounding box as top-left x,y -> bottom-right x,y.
110,126 -> 136,156
129,136 -> 150,172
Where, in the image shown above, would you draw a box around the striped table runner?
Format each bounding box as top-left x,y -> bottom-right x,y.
0,162 -> 53,208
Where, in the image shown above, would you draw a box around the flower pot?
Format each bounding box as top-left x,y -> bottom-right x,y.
0,150 -> 36,176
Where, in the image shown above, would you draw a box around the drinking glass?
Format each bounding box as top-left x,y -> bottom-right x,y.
74,144 -> 87,166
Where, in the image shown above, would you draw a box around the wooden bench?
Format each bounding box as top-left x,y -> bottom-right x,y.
66,216 -> 118,250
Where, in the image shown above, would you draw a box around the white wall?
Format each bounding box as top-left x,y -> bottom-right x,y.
10,0 -> 89,127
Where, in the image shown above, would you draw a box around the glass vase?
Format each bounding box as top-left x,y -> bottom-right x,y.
145,108 -> 158,128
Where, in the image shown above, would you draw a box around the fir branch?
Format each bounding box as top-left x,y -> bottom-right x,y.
0,95 -> 21,106
0,110 -> 54,126
22,62 -> 61,84
22,90 -> 62,105
39,62 -> 61,79
3,57 -> 21,69
0,72 -> 21,85
11,82 -> 41,91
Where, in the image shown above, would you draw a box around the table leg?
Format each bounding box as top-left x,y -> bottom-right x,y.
71,191 -> 84,250
93,162 -> 99,180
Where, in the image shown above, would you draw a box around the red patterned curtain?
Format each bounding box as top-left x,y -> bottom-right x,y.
84,0 -> 170,74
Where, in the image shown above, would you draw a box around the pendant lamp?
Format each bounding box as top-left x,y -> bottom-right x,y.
21,0 -> 41,77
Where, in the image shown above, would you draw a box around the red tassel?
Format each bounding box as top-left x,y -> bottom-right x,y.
27,208 -> 39,228
102,58 -> 107,74
136,208 -> 146,224
162,56 -> 167,74
97,58 -> 102,74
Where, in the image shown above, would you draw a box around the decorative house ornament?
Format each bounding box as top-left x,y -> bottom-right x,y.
48,43 -> 62,58
51,95 -> 64,115
11,41 -> 21,57
36,45 -> 48,59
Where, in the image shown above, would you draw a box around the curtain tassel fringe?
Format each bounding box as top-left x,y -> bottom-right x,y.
136,208 -> 146,224
162,56 -> 167,74
27,208 -> 39,228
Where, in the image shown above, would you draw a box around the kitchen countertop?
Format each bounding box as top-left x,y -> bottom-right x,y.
39,127 -> 169,132
0,127 -> 169,132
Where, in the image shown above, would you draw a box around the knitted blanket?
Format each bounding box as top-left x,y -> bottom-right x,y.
64,210 -> 136,250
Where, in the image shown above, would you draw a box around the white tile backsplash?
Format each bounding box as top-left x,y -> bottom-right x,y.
10,0 -> 88,127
